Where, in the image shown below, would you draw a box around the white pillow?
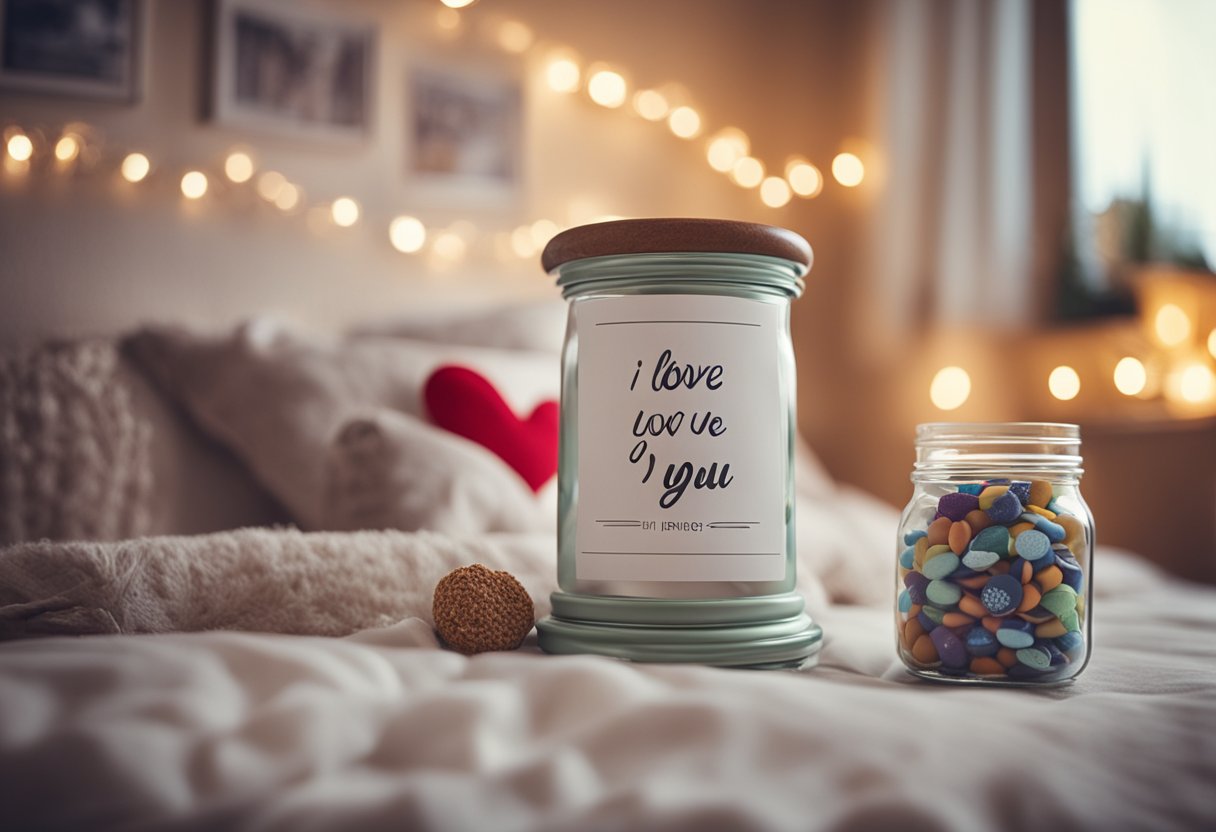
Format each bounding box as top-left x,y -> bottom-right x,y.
324,409 -> 550,534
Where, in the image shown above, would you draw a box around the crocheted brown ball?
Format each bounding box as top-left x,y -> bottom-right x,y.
432,564 -> 535,654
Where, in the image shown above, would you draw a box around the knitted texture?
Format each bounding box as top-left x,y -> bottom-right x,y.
0,341 -> 151,544
432,564 -> 535,654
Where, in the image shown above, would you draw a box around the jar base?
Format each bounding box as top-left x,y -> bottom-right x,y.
536,590 -> 823,669
903,667 -> 1077,688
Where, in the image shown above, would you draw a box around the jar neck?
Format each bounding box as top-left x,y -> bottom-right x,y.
555,252 -> 806,300
912,422 -> 1084,483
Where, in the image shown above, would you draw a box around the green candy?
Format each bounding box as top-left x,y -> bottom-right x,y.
1016,646 -> 1052,670
923,553 -> 960,580
921,606 -> 945,625
1059,608 -> 1081,632
1040,585 -> 1078,618
970,527 -> 1011,559
926,580 -> 963,607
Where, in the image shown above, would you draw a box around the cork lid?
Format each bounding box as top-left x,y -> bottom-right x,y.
540,218 -> 813,273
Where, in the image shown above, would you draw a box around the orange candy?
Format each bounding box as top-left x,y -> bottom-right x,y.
959,594 -> 987,619
911,634 -> 940,665
942,612 -> 975,628
997,647 -> 1018,668
964,509 -> 993,533
926,516 -> 952,547
1009,521 -> 1034,538
957,575 -> 990,590
1037,565 -> 1064,592
990,561 -> 1012,576
970,657 -> 1006,676
1028,479 -> 1053,507
903,617 -> 926,648
1017,584 -> 1043,612
1025,504 -> 1057,520
948,520 -> 972,555
982,616 -> 1002,633
1036,619 -> 1068,638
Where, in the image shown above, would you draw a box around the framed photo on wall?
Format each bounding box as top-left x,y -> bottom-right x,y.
211,0 -> 375,144
0,0 -> 143,101
408,63 -> 522,198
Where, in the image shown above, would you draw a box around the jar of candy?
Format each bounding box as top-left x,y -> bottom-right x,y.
535,218 -> 823,668
897,423 -> 1093,684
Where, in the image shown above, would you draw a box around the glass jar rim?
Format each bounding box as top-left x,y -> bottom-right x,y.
913,422 -> 1083,479
916,422 -> 1080,445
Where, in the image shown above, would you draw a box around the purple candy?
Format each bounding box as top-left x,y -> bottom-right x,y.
986,491 -> 1024,524
1009,481 -> 1032,504
938,492 -> 980,521
930,625 -> 968,668
904,571 -> 930,605
980,574 -> 1024,616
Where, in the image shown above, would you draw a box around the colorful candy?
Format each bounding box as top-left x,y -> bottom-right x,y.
896,478 -> 1089,683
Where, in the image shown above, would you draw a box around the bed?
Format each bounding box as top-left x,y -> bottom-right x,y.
2,306 -> 1214,832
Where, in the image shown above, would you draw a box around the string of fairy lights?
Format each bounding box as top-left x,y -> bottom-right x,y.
0,0 -> 866,270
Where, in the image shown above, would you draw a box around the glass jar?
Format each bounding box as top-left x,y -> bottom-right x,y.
535,218 -> 823,668
897,423 -> 1094,685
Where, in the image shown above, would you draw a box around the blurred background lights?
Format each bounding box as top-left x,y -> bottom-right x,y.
432,230 -> 467,261
759,176 -> 792,208
667,106 -> 701,139
706,128 -> 749,173
6,133 -> 33,162
1048,365 -> 1081,400
529,218 -> 559,248
273,183 -> 300,212
1177,363 -> 1215,404
389,216 -> 427,253
495,20 -> 532,53
331,197 -> 360,227
54,134 -> 80,162
632,89 -> 669,121
439,0 -> 476,8
786,158 -> 824,198
730,156 -> 764,189
510,225 -> 536,258
1154,303 -> 1191,347
180,171 -> 208,199
929,366 -> 971,411
1113,356 -> 1147,396
256,170 -> 286,201
1208,328 -> 1216,359
545,58 -> 581,93
120,152 -> 149,183
224,151 -> 254,183
831,152 -> 865,187
587,70 -> 627,108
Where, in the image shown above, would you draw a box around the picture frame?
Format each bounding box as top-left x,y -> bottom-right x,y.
211,0 -> 375,144
408,62 -> 522,199
0,0 -> 144,102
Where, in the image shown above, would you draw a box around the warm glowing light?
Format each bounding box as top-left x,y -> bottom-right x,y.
273,183 -> 300,212
1208,329 -> 1216,359
1048,365 -> 1081,401
435,8 -> 461,32
831,152 -> 865,187
224,151 -> 254,183
588,70 -> 627,108
786,158 -> 824,198
496,20 -> 532,53
760,176 -> 792,208
6,133 -> 33,162
633,89 -> 669,121
510,226 -> 536,258
546,58 -> 581,93
530,218 -> 559,248
440,0 -> 476,8
256,171 -> 286,201
389,215 -> 427,253
121,152 -> 150,183
432,230 -> 467,261
331,197 -> 360,227
54,135 -> 80,162
180,170 -> 208,199
730,156 -> 764,189
1154,303 -> 1191,347
1177,362 -> 1215,403
667,106 -> 701,139
706,128 -> 749,172
930,366 -> 971,411
1113,356 -> 1147,396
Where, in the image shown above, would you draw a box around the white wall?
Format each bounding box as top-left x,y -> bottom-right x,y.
0,0 -> 871,344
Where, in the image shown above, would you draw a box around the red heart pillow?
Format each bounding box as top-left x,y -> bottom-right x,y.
424,365 -> 558,492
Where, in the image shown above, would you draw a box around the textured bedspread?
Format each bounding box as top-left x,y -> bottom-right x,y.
1,544 -> 1214,832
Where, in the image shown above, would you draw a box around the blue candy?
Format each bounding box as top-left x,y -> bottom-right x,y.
996,620 -> 1035,649
1015,529 -> 1051,561
987,491 -> 1024,524
1021,512 -> 1067,543
900,546 -> 916,569
965,627 -> 999,657
958,484 -> 984,496
1008,556 -> 1034,583
980,574 -> 1024,616
904,529 -> 928,546
1055,631 -> 1085,655
1009,481 -> 1032,504
898,588 -> 912,613
970,526 -> 1011,558
962,549 -> 1000,570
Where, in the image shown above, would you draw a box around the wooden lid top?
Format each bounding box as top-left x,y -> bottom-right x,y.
540,218 -> 813,273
